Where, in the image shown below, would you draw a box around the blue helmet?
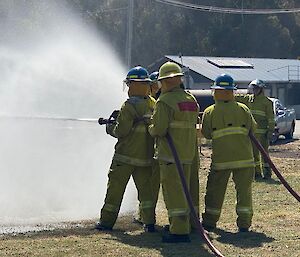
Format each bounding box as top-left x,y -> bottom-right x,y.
125,66 -> 151,82
149,71 -> 159,82
211,74 -> 237,90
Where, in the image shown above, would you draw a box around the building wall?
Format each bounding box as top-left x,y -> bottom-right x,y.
287,83 -> 300,119
270,83 -> 300,119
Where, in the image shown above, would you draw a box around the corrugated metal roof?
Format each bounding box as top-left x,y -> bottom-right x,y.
166,55 -> 300,83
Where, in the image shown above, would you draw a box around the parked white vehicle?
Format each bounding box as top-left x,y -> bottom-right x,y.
270,98 -> 296,143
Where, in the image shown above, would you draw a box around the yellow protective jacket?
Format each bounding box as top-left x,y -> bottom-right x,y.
202,100 -> 256,170
149,87 -> 199,164
107,96 -> 156,166
235,94 -> 275,135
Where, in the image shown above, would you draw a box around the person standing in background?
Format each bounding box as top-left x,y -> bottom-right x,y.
201,74 -> 256,233
235,79 -> 275,179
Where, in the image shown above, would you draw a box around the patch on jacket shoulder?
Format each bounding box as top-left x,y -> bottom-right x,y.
178,102 -> 198,112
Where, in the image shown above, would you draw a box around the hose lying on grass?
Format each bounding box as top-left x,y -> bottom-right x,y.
249,131 -> 300,203
166,132 -> 225,257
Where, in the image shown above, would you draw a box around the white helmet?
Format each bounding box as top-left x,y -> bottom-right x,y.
248,79 -> 265,89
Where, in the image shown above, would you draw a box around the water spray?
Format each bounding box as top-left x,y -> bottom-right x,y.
0,0 -> 135,230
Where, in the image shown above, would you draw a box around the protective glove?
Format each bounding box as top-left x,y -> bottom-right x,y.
109,110 -> 119,121
106,123 -> 117,138
142,114 -> 152,125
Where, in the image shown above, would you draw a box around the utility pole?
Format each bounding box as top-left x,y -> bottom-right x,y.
126,0 -> 134,68
241,0 -> 244,25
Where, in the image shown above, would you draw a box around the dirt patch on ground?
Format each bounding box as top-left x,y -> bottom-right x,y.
269,138 -> 300,159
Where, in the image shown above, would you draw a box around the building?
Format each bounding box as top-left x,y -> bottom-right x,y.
149,55 -> 300,118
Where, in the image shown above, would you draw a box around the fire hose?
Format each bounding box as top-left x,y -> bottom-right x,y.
98,114 -> 225,256
249,131 -> 300,203
166,132 -> 225,257
5,113 -> 223,255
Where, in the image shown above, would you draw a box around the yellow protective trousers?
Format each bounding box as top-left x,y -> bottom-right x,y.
150,160 -> 160,221
202,167 -> 254,229
100,160 -> 155,228
160,161 -> 191,235
137,159 -> 160,223
190,146 -> 200,229
252,133 -> 271,177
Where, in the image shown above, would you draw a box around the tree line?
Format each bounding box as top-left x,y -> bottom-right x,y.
70,0 -> 300,67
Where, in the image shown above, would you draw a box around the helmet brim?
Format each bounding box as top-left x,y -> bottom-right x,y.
158,72 -> 184,81
211,85 -> 237,90
125,78 -> 151,82
249,84 -> 265,88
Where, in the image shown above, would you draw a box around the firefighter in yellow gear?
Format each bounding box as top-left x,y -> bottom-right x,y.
134,71 -> 160,225
201,74 -> 256,232
149,62 -> 199,243
149,71 -> 161,217
190,143 -> 200,229
149,71 -> 161,99
235,79 -> 275,179
96,66 -> 156,232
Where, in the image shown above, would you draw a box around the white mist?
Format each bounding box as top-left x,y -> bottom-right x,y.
0,1 -> 137,229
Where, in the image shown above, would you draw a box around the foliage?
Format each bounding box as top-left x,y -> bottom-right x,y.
60,0 -> 300,66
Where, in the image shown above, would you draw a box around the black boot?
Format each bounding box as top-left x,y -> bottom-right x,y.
94,222 -> 112,231
263,168 -> 272,179
238,227 -> 249,233
143,224 -> 156,233
255,172 -> 263,180
163,224 -> 170,232
202,224 -> 216,232
162,233 -> 191,243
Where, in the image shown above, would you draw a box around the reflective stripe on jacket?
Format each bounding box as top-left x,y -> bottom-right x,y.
202,100 -> 256,170
149,87 -> 199,164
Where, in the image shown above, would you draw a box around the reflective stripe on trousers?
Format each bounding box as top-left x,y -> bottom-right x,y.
140,201 -> 155,209
102,203 -> 119,213
236,206 -> 253,216
212,159 -> 255,170
205,207 -> 221,216
168,208 -> 190,217
114,153 -> 152,166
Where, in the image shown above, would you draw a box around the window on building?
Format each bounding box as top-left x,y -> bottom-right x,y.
207,59 -> 254,69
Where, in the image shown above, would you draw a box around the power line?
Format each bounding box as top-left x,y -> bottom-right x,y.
154,0 -> 300,15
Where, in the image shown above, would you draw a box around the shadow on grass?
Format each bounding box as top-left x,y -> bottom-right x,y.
108,226 -> 217,257
271,138 -> 298,146
255,177 -> 281,185
214,228 -> 274,248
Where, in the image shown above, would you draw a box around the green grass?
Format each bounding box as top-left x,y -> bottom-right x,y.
1,140 -> 300,257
